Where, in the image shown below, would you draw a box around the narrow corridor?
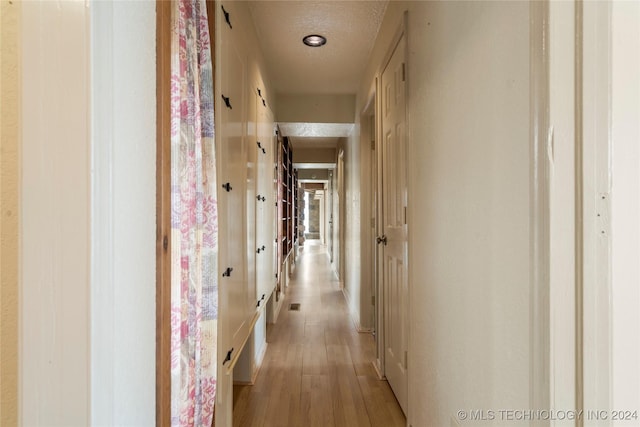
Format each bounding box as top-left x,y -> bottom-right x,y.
232,241 -> 406,427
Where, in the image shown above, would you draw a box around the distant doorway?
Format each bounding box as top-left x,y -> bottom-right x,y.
305,190 -> 321,240
301,183 -> 327,243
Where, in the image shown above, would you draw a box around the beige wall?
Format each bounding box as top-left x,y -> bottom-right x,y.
342,127 -> 364,328
358,2 -> 533,425
294,147 -> 336,163
0,1 -> 19,424
276,94 -> 355,123
332,143 -> 345,281
297,169 -> 330,180
21,1 -> 91,423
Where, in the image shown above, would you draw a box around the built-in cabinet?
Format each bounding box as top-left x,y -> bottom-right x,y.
218,16 -> 250,374
233,84 -> 276,385
255,90 -> 276,311
276,135 -> 297,299
280,136 -> 294,258
216,2 -> 279,423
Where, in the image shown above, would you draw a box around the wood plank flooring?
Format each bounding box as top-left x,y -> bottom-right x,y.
233,241 -> 406,427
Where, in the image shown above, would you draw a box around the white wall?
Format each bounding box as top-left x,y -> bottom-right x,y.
91,2 -> 156,425
20,2 -> 157,425
358,3 -> 533,425
548,0 -> 577,416
610,0 -> 640,420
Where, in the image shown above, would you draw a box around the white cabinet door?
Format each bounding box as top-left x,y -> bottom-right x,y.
244,88 -> 257,318
219,21 -> 249,362
255,94 -> 276,304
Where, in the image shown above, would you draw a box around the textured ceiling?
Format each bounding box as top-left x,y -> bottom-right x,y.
248,1 -> 388,95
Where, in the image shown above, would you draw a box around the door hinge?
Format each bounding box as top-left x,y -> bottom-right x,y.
371,140 -> 375,150
401,63 -> 406,82
404,350 -> 408,368
371,295 -> 375,306
404,206 -> 407,224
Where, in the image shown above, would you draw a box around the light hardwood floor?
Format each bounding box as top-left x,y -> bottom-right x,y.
233,241 -> 407,427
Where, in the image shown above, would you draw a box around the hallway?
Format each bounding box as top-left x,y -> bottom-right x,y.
232,241 -> 406,427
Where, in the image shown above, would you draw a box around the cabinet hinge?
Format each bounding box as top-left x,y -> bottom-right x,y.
402,63 -> 406,82
223,347 -> 234,365
404,206 -> 407,224
221,94 -> 232,109
404,350 -> 408,368
371,295 -> 375,306
221,5 -> 232,29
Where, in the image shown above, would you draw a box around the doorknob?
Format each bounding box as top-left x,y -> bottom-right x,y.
376,235 -> 387,245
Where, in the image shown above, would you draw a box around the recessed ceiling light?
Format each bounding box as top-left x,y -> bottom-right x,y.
302,34 -> 327,47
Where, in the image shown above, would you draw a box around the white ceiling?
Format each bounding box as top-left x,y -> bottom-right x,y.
247,1 -> 388,95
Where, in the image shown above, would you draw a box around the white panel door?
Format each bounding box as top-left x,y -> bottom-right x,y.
381,35 -> 408,415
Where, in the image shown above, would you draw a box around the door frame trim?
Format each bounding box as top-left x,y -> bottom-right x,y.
529,0 -> 552,419
374,10 -> 408,383
376,10 -> 409,415
155,1 -> 172,425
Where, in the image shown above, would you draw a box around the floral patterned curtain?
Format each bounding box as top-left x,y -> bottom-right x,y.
170,0 -> 217,426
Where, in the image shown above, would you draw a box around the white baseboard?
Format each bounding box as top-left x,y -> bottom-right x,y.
341,288 -> 373,334
372,359 -> 385,380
